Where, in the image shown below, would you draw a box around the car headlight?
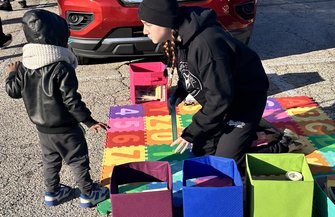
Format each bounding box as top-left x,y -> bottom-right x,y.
66,12 -> 94,31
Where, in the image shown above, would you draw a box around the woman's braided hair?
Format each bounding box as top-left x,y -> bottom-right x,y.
163,29 -> 179,77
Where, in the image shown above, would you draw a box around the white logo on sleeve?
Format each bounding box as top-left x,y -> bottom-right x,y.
227,120 -> 246,128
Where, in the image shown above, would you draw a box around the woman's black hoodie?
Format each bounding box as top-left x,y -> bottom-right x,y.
175,7 -> 269,143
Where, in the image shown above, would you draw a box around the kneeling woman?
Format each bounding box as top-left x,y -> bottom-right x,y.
138,0 -> 304,169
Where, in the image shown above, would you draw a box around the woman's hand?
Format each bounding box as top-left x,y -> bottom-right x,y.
170,137 -> 193,154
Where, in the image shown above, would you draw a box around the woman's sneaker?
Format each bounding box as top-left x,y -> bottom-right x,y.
282,129 -> 306,152
79,184 -> 109,208
288,141 -> 306,153
283,128 -> 300,141
44,184 -> 73,206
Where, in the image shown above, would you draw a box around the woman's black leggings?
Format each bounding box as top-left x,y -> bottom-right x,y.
192,94 -> 289,168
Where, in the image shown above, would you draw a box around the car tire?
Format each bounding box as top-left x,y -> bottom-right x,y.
76,56 -> 90,65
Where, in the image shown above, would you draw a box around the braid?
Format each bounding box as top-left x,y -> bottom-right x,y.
170,29 -> 178,73
163,41 -> 171,67
163,30 -> 179,86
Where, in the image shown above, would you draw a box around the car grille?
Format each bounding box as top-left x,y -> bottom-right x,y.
106,27 -> 145,38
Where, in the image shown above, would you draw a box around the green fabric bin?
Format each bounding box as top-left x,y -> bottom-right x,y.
246,153 -> 314,217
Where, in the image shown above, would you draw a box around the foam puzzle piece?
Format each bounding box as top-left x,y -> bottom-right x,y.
96,199 -> 112,215
109,104 -> 144,118
306,152 -> 334,175
262,108 -> 293,123
297,120 -> 335,136
265,98 -> 282,110
180,114 -> 193,128
145,115 -> 183,131
287,107 -> 330,122
322,151 -> 335,167
294,136 -> 316,155
306,151 -> 330,166
143,102 -> 172,116
276,96 -> 318,109
108,117 -> 144,132
103,145 -> 146,166
177,103 -> 201,115
146,144 -> 192,161
272,121 -> 304,135
106,131 -> 145,147
146,129 -> 177,145
308,134 -> 335,152
145,116 -> 172,131
101,165 -> 115,187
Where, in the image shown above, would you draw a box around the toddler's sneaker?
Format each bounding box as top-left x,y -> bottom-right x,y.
79,183 -> 109,208
44,184 -> 73,206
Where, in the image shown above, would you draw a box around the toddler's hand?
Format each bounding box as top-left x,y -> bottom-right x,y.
6,61 -> 20,74
89,122 -> 109,133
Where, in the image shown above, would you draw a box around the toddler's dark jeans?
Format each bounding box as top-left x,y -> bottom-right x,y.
38,125 -> 93,195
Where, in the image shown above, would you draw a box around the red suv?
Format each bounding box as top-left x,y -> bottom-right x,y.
57,0 -> 257,64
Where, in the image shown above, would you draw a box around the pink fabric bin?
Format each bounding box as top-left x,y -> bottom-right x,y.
110,161 -> 173,217
129,62 -> 168,104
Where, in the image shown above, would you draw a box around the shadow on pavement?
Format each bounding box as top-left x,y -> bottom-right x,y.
2,17 -> 21,26
267,72 -> 324,95
0,53 -> 22,61
13,3 -> 58,12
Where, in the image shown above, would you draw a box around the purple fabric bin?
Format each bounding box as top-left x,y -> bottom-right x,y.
110,161 -> 173,217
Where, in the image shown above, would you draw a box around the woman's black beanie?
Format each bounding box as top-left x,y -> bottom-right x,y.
138,0 -> 182,29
